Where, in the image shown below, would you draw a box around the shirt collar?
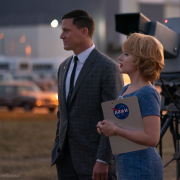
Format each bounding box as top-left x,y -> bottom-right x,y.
73,44 -> 95,64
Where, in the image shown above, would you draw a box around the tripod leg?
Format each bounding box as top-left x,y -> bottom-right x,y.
159,113 -> 168,158
160,114 -> 173,139
164,157 -> 175,167
175,115 -> 180,180
176,139 -> 179,180
170,120 -> 176,151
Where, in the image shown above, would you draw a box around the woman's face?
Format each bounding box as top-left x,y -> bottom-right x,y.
118,51 -> 137,75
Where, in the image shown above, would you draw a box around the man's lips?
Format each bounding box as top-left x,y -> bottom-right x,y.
63,41 -> 67,45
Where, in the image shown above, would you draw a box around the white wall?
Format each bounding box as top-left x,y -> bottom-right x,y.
37,25 -> 72,57
0,26 -> 38,57
0,25 -> 72,58
164,0 -> 180,18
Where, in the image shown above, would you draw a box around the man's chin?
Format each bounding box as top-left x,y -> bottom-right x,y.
64,46 -> 71,51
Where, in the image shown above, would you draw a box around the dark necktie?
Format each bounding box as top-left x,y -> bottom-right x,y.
67,56 -> 78,106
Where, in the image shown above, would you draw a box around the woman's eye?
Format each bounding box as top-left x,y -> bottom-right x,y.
125,53 -> 128,56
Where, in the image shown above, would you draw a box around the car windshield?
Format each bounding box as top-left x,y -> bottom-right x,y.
31,85 -> 41,92
17,85 -> 41,92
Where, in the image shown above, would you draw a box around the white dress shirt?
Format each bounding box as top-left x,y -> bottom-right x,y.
65,44 -> 108,165
65,44 -> 95,99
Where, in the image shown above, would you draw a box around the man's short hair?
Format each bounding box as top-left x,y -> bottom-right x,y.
62,10 -> 95,38
122,33 -> 164,82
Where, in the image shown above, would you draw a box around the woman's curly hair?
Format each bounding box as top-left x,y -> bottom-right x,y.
122,33 -> 164,82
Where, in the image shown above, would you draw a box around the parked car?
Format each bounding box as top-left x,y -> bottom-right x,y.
13,73 -> 56,91
0,81 -> 58,112
0,70 -> 14,81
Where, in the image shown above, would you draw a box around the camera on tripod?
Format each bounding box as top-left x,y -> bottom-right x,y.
115,13 -> 180,112
115,12 -> 180,179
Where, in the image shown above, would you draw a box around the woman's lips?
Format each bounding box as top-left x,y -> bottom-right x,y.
120,63 -> 123,68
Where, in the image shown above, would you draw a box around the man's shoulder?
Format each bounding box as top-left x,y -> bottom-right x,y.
92,48 -> 117,66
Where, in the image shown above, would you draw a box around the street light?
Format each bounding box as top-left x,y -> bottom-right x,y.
51,19 -> 58,28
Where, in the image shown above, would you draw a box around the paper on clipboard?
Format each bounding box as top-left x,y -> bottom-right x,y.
101,96 -> 148,155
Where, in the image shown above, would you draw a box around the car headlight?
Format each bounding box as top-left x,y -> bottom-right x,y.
36,100 -> 42,106
51,94 -> 58,101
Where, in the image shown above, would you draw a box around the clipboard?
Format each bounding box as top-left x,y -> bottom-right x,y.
101,96 -> 148,155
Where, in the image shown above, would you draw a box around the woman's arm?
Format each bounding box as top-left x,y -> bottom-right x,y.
97,116 -> 160,147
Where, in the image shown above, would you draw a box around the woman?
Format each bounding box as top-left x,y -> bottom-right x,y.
97,33 -> 164,180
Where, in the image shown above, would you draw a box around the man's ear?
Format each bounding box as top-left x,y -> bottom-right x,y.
81,28 -> 89,37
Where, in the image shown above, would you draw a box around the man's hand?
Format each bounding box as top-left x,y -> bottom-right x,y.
92,161 -> 109,180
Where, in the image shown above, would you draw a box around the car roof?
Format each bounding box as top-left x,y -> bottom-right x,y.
0,70 -> 12,75
0,80 -> 36,86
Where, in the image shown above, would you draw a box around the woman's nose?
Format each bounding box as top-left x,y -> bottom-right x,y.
118,54 -> 123,61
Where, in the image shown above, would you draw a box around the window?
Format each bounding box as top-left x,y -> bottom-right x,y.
4,86 -> 15,94
19,63 -> 28,70
0,64 -> 9,70
33,64 -> 52,71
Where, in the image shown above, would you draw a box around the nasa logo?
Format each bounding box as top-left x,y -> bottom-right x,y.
111,103 -> 129,120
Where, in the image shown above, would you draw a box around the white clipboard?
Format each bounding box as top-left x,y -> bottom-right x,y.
101,96 -> 148,155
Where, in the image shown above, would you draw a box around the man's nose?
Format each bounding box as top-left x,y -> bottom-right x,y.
60,32 -> 64,39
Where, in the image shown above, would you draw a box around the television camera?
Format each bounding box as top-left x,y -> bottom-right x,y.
115,12 -> 180,179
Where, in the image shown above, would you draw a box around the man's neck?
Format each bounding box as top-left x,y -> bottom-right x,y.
74,41 -> 93,55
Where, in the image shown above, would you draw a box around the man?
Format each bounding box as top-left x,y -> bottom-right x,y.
51,10 -> 124,180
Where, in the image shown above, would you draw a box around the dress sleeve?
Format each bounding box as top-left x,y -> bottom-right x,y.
138,87 -> 161,117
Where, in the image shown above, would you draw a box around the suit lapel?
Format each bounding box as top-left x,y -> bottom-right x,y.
59,56 -> 72,112
69,48 -> 98,105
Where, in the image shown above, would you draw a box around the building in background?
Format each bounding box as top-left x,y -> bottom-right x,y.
1,0 -> 180,58
0,0 -> 121,57
0,0 -> 180,85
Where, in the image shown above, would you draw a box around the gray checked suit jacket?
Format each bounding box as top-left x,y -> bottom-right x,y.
51,48 -> 124,175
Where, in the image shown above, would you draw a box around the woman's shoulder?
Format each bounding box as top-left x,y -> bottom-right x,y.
137,85 -> 160,106
139,85 -> 159,97
137,85 -> 161,117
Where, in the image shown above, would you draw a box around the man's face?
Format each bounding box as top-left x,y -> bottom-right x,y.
60,18 -> 83,53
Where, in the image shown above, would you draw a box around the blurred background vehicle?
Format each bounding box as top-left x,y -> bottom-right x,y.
0,80 -> 58,112
13,73 -> 56,91
0,57 -> 62,91
0,70 -> 14,81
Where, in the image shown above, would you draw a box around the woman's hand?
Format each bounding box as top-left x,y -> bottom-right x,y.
97,120 -> 116,137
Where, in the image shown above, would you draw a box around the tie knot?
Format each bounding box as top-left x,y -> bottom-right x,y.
74,56 -> 78,62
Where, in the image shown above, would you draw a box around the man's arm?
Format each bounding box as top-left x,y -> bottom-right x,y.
97,61 -> 124,162
54,65 -> 61,144
93,61 -> 124,180
54,109 -> 60,143
52,66 -> 61,153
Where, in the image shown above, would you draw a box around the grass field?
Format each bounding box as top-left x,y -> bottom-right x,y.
0,111 -> 178,180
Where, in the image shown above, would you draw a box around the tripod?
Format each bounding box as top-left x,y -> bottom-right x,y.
159,110 -> 180,180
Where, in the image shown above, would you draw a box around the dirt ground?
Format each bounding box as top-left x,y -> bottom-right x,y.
0,111 -> 178,180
